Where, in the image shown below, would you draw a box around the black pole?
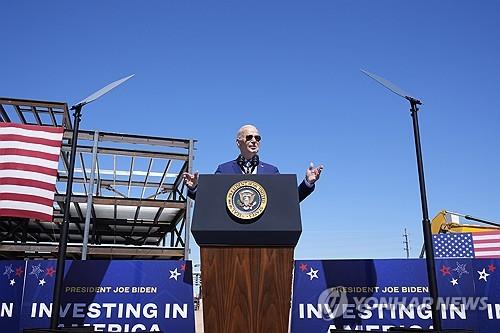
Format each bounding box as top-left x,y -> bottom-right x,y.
464,215 -> 500,228
410,101 -> 442,331
50,106 -> 82,329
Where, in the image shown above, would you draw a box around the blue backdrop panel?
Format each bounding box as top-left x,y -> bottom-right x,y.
0,260 -> 26,333
291,259 -> 499,332
21,260 -> 195,333
472,259 -> 500,333
291,259 -> 432,332
434,258 -> 477,331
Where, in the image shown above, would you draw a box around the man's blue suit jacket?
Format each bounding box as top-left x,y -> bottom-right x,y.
188,160 -> 314,202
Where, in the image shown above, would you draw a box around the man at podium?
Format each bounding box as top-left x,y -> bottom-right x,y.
183,124 -> 323,202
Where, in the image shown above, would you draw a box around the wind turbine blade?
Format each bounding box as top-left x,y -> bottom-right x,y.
361,69 -> 421,104
73,74 -> 134,109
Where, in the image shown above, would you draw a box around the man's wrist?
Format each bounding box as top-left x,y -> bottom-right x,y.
304,178 -> 315,188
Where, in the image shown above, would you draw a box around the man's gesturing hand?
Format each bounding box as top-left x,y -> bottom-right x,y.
305,162 -> 324,185
182,171 -> 199,190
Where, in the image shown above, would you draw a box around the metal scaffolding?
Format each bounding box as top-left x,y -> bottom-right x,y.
0,97 -> 195,259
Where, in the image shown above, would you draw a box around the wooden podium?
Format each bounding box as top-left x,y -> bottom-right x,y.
192,175 -> 302,333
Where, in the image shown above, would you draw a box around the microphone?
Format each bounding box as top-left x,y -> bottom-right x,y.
236,155 -> 259,174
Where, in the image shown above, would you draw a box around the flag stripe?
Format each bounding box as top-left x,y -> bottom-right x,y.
0,201 -> 53,216
471,231 -> 500,236
0,141 -> 62,155
0,185 -> 55,200
0,155 -> 59,170
0,122 -> 64,135
0,170 -> 56,185
0,148 -> 60,161
0,134 -> 62,147
0,208 -> 53,222
0,162 -> 57,177
473,234 -> 500,241
0,177 -> 56,193
0,193 -> 54,207
475,251 -> 500,258
473,243 -> 500,249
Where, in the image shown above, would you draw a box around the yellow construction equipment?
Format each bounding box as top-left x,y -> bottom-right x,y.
431,210 -> 500,234
419,210 -> 500,258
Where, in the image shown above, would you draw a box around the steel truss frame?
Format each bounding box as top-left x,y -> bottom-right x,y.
0,98 -> 195,259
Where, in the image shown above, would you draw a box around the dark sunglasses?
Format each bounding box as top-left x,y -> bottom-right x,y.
245,135 -> 261,142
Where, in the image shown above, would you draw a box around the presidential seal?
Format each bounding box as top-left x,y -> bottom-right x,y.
226,180 -> 267,221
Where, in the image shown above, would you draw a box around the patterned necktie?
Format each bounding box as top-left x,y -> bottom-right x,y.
244,161 -> 252,174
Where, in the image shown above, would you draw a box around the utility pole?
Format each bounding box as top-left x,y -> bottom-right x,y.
403,228 -> 411,259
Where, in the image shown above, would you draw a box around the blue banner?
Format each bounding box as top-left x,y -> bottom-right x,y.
0,260 -> 195,332
291,259 -> 500,332
0,260 -> 25,333
470,259 -> 500,332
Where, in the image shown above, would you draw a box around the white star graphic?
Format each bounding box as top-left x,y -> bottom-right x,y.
10,279 -> 15,286
3,265 -> 14,278
478,268 -> 490,282
169,268 -> 181,281
39,278 -> 46,286
30,264 -> 44,279
306,268 -> 319,281
450,278 -> 458,286
452,262 -> 468,278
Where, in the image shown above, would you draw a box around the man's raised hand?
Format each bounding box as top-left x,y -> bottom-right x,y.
306,162 -> 324,185
182,171 -> 199,190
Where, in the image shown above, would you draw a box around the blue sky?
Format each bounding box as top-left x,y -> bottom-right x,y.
2,1 -> 499,261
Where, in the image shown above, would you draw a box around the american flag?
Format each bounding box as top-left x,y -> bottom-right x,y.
433,231 -> 500,258
0,123 -> 63,221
